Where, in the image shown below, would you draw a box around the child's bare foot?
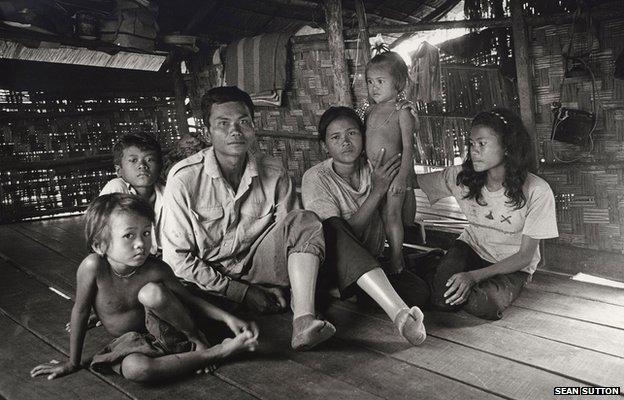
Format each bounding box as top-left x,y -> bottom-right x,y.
291,314 -> 335,351
394,306 -> 426,346
220,330 -> 258,356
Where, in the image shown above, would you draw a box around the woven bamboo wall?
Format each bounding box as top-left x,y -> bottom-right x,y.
0,91 -> 180,222
532,16 -> 624,252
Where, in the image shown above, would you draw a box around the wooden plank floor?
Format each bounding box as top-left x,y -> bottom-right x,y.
1,217 -> 623,399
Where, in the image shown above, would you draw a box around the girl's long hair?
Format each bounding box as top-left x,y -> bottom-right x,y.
457,108 -> 533,210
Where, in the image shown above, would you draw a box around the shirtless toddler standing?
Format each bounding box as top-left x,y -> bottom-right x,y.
364,51 -> 416,273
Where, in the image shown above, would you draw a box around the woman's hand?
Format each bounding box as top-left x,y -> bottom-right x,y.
371,148 -> 401,196
30,360 -> 78,380
444,272 -> 477,306
395,99 -> 418,120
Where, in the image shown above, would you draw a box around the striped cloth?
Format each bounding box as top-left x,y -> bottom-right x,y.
225,32 -> 291,106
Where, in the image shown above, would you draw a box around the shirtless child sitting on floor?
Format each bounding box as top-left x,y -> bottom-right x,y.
31,193 -> 258,383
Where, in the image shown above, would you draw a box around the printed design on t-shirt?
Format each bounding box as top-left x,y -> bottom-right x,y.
500,214 -> 512,224
485,210 -> 494,220
471,221 -> 522,235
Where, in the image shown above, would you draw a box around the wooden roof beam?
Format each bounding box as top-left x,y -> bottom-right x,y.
225,2 -> 312,23
368,17 -> 511,34
293,17 -> 510,43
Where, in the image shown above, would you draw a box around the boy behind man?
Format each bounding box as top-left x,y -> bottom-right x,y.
100,132 -> 164,252
31,194 -> 258,382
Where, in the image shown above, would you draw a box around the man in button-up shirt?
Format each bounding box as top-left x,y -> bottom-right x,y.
161,86 -> 335,351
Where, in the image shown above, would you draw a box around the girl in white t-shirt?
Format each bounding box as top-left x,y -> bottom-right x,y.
416,108 -> 558,320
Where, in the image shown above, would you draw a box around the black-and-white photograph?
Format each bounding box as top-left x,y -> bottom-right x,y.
1,0 -> 623,399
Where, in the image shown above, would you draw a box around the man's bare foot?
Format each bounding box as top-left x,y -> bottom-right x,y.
394,306 -> 426,346
291,314 -> 335,351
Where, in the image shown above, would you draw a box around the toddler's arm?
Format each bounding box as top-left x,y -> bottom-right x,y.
31,255 -> 99,380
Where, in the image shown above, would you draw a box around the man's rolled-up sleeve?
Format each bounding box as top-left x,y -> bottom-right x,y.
161,176 -> 249,303
275,169 -> 300,220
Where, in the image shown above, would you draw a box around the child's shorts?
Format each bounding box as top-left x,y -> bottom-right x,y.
90,308 -> 194,375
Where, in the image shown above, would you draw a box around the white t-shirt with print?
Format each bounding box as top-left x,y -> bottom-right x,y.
417,165 -> 558,274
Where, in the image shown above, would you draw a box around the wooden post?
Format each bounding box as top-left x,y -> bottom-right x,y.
172,58 -> 190,137
355,0 -> 371,67
323,0 -> 352,107
511,1 -> 545,266
511,0 -> 537,171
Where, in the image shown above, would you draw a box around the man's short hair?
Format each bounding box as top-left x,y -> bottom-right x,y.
200,86 -> 254,127
112,132 -> 162,166
84,193 -> 154,252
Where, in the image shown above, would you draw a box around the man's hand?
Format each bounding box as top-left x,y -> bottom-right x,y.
371,148 -> 401,197
30,360 -> 78,380
444,272 -> 477,306
243,285 -> 287,314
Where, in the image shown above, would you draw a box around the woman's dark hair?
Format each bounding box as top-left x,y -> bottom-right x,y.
317,106 -> 365,143
457,108 -> 533,210
201,86 -> 254,127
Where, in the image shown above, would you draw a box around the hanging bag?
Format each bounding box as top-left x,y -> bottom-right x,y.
550,7 -> 598,162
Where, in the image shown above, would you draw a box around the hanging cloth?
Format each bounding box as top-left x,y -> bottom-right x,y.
408,41 -> 441,103
225,32 -> 292,106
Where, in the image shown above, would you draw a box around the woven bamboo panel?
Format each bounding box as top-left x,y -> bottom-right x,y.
255,135 -> 326,186
0,90 -> 181,222
415,116 -> 471,166
0,157 -> 115,223
0,91 -> 180,163
532,15 -> 624,252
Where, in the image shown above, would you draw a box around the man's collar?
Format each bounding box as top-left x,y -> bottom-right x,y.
204,146 -> 259,179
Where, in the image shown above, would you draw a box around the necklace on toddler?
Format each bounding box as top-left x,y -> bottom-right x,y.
367,106 -> 397,130
111,265 -> 141,278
